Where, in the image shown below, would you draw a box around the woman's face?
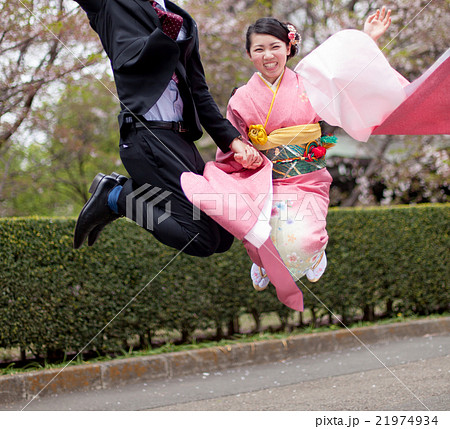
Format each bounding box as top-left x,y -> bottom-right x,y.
248,33 -> 290,84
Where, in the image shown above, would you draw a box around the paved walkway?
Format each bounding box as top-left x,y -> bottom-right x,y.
1,319 -> 449,411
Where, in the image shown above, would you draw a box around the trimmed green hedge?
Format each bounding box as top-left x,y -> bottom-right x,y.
1,204 -> 449,358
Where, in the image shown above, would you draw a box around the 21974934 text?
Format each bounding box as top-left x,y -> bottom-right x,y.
315,415 -> 439,428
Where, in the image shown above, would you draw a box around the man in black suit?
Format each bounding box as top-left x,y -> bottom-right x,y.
73,0 -> 262,256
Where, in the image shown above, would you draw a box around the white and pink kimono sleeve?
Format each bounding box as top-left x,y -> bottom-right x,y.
295,30 -> 450,140
295,30 -> 409,141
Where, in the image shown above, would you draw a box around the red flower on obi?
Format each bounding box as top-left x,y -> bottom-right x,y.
311,146 -> 327,159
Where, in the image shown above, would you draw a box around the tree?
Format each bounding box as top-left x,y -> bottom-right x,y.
187,0 -> 449,204
371,136 -> 449,205
0,0 -> 109,215
1,74 -> 124,217
281,0 -> 450,207
38,73 -> 124,206
185,0 -> 266,110
2,1 -> 448,214
0,0 -> 104,152
187,0 -> 450,108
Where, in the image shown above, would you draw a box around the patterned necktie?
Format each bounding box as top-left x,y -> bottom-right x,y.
151,1 -> 183,41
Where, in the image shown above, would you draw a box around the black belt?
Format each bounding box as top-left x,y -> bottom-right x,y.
132,118 -> 188,133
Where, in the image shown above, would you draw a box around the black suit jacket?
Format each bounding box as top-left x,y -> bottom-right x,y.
74,0 -> 239,151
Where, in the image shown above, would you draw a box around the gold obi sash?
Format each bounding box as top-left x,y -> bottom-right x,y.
248,123 -> 322,151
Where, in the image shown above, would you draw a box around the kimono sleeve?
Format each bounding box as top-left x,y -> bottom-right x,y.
226,99 -> 250,144
295,30 -> 408,142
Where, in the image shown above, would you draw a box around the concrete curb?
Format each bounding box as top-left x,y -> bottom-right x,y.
1,317 -> 449,404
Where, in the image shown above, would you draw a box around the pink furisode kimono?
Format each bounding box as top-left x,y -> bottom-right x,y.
181,30 -> 448,311
226,67 -> 333,282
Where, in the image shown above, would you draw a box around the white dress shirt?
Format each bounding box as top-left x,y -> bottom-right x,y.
144,0 -> 186,122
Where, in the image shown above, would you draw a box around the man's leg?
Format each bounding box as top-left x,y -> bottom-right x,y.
117,127 -> 233,257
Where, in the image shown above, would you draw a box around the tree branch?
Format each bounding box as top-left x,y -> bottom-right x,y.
341,136 -> 394,207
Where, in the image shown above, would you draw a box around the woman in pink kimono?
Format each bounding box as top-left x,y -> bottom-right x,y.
226,8 -> 394,290
181,7 -> 446,309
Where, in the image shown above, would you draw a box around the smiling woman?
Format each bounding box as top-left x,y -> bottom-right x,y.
245,18 -> 299,85
225,17 -> 338,293
220,9 -> 413,297
185,10 -> 402,303
180,7 -> 447,311
247,34 -> 290,85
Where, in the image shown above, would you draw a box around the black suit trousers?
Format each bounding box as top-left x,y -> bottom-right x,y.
116,127 -> 234,257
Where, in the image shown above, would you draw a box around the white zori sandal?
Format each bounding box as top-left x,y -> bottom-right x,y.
251,263 -> 270,291
306,251 -> 327,283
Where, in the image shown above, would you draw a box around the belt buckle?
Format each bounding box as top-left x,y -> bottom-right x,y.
177,122 -> 186,133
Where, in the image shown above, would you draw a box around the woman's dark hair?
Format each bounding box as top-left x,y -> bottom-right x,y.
245,17 -> 299,60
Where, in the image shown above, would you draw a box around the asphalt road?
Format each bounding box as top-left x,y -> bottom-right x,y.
4,333 -> 449,412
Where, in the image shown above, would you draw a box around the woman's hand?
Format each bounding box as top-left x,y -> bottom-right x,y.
230,137 -> 263,169
364,6 -> 392,43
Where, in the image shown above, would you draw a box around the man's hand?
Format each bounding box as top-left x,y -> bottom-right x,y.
364,6 -> 392,43
230,138 -> 263,169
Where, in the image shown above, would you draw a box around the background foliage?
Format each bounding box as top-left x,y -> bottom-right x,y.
1,204 -> 448,361
0,0 -> 449,216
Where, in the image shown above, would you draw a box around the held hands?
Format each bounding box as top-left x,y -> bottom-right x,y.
230,137 -> 263,169
364,6 -> 392,43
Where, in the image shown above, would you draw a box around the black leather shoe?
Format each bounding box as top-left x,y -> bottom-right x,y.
73,173 -> 121,249
87,172 -> 128,247
111,172 -> 128,185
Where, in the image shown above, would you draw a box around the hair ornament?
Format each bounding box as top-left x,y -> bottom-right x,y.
286,24 -> 301,46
